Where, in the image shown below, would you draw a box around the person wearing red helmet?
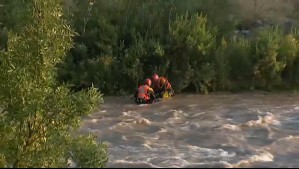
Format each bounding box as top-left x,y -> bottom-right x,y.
134,78 -> 156,104
151,73 -> 174,98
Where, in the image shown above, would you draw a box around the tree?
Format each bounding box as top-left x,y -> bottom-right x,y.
168,12 -> 216,93
0,0 -> 108,167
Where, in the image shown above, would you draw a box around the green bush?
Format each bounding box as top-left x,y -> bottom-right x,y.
0,0 -> 108,167
251,27 -> 285,89
226,37 -> 253,90
57,0 -> 299,94
280,30 -> 299,87
168,12 -> 216,93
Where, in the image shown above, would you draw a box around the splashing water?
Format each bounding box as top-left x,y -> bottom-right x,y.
80,92 -> 299,168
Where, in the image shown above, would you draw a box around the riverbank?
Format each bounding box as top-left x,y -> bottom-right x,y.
101,89 -> 299,101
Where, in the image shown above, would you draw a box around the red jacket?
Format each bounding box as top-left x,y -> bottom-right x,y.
153,77 -> 172,92
137,84 -> 154,100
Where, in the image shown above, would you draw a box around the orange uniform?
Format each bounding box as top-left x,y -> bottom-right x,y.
134,84 -> 155,104
152,77 -> 172,92
137,85 -> 154,100
152,76 -> 174,98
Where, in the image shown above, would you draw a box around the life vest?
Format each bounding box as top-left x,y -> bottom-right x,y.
137,85 -> 151,100
153,77 -> 171,91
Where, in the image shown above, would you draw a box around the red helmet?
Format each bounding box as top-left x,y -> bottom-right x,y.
144,78 -> 152,86
151,73 -> 159,82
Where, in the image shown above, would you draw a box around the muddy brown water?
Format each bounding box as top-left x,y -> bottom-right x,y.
80,92 -> 299,168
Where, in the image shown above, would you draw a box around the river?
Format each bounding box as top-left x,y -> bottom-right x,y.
80,92 -> 299,168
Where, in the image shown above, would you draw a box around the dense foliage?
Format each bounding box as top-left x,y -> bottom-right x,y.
56,0 -> 299,95
0,0 -> 107,167
1,0 -> 299,168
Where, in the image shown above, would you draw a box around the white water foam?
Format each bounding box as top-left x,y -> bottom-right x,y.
221,124 -> 241,131
243,112 -> 280,127
108,160 -> 159,168
233,151 -> 274,167
109,117 -> 152,130
109,145 -> 236,168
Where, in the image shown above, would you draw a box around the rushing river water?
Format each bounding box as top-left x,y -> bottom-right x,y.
80,92 -> 299,168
